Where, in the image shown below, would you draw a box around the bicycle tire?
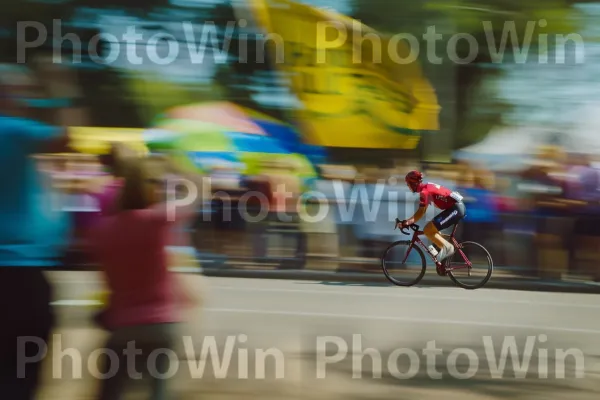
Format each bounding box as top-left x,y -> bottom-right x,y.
381,241 -> 427,287
447,241 -> 493,290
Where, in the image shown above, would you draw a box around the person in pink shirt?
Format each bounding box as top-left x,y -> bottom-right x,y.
62,144 -> 128,269
88,153 -> 201,400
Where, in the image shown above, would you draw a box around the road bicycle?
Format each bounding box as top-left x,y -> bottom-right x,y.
381,218 -> 493,289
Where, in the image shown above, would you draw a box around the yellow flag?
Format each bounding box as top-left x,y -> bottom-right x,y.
244,0 -> 440,149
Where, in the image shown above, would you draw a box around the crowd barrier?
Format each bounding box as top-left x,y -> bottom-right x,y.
59,196 -> 600,288
187,201 -> 600,282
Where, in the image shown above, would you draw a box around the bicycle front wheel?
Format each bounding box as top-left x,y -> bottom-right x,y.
446,241 -> 493,289
381,241 -> 427,287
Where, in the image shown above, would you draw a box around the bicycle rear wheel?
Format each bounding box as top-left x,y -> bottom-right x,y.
446,241 -> 493,289
381,241 -> 427,287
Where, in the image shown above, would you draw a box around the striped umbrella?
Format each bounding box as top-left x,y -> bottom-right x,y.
158,102 -> 314,155
225,105 -> 327,164
156,102 -> 266,135
144,120 -> 233,151
143,119 -> 238,172
240,107 -> 303,149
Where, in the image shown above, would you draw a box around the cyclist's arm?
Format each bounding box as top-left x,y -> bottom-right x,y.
405,205 -> 427,225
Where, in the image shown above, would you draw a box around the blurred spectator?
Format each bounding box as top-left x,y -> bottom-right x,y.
458,168 -> 501,256
298,164 -> 350,269
259,159 -> 302,218
563,153 -> 600,274
258,159 -> 305,267
0,64 -> 71,399
58,144 -> 134,268
564,153 -> 600,210
243,168 -> 274,261
87,153 -> 201,400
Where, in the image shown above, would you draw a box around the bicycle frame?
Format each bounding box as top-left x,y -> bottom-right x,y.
402,224 -> 473,272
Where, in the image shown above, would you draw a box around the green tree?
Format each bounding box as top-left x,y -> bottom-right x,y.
350,0 -> 583,150
124,71 -> 227,126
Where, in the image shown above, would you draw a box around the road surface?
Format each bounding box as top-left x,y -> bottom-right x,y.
40,272 -> 600,399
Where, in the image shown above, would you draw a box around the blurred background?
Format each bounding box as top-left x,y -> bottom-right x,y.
3,0 -> 600,398
6,0 -> 600,281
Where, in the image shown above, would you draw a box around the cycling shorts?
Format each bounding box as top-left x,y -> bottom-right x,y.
432,202 -> 466,231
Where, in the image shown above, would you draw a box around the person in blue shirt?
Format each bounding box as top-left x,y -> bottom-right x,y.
0,64 -> 72,400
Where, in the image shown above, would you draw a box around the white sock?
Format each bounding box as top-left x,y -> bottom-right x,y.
437,247 -> 447,259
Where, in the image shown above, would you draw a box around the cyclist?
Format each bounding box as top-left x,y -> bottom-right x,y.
397,170 -> 466,262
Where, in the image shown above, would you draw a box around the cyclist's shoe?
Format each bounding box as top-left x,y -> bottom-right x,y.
435,264 -> 447,276
437,246 -> 455,263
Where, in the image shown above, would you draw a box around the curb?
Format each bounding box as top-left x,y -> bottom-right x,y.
201,268 -> 600,294
50,264 -> 600,294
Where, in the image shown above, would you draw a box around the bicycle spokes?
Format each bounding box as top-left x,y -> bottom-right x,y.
381,241 -> 427,287
446,242 -> 493,289
445,249 -> 472,274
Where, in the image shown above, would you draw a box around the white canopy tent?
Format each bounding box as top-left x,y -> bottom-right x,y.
455,101 -> 600,169
561,101 -> 600,155
454,125 -> 555,171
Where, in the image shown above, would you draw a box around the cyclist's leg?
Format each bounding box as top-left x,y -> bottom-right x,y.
424,221 -> 452,258
428,203 -> 465,260
423,222 -> 447,251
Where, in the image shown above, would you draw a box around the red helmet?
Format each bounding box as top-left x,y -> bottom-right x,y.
405,170 -> 423,191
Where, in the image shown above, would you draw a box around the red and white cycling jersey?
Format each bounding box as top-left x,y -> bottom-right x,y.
418,182 -> 463,210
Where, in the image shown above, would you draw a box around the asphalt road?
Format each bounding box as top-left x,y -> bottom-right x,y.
41,272 -> 600,399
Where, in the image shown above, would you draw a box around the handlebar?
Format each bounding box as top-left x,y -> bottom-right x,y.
394,218 -> 419,235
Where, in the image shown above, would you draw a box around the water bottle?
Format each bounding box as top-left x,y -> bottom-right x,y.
428,245 -> 438,256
